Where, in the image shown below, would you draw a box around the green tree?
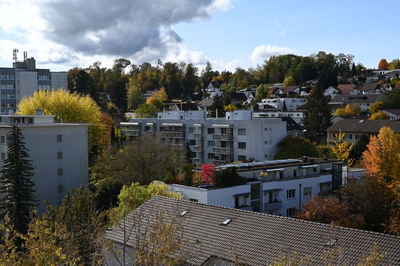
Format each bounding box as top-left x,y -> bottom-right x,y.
255,84 -> 270,100
349,134 -> 370,163
378,88 -> 400,109
315,51 -> 338,90
275,136 -> 319,159
126,78 -> 143,111
389,59 -> 400,70
134,102 -> 161,118
0,124 -> 36,236
302,87 -> 332,143
214,168 -> 245,188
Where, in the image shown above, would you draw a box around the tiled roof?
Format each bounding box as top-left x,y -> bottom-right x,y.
383,109 -> 400,116
337,84 -> 354,94
361,83 -> 380,91
107,196 -> 400,266
329,94 -> 380,104
326,119 -> 400,133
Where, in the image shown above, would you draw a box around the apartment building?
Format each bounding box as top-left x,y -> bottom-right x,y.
0,114 -> 88,211
0,51 -> 67,114
170,157 -> 346,217
258,97 -> 306,111
120,110 -> 287,168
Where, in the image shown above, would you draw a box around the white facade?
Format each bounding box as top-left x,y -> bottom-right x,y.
0,115 -> 88,211
170,158 -> 344,217
254,111 -> 304,124
121,110 -> 287,168
258,98 -> 306,111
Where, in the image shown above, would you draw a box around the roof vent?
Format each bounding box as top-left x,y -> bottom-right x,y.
325,239 -> 337,247
221,219 -> 231,225
180,210 -> 188,217
359,120 -> 364,123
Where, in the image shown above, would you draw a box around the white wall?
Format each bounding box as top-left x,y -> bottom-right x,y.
16,71 -> 37,103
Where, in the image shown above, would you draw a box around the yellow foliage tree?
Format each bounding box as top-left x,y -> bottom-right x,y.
146,87 -> 168,104
333,104 -> 361,117
331,131 -> 355,166
362,127 -> 400,186
17,89 -> 103,152
369,101 -> 384,114
369,111 -> 390,120
283,75 -> 296,86
224,104 -> 238,112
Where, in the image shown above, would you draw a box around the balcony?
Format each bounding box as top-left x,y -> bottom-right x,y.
213,147 -> 232,154
193,133 -> 203,139
122,129 -> 139,137
264,201 -> 282,211
193,146 -> 203,152
212,133 -> 233,140
160,131 -> 184,138
213,159 -> 230,165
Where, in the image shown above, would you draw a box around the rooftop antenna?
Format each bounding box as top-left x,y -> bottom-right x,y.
13,48 -> 18,62
23,51 -> 27,60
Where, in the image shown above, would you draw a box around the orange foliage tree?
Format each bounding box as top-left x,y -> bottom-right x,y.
369,111 -> 390,120
378,58 -> 389,70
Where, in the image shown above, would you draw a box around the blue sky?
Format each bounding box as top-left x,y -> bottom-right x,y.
0,0 -> 399,71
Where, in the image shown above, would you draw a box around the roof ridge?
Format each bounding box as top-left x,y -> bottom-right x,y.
152,196 -> 400,239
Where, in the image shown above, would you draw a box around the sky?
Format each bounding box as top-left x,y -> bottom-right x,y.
0,0 -> 399,72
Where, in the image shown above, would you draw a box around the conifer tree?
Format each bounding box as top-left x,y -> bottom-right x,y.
0,124 -> 36,235
302,87 -> 332,143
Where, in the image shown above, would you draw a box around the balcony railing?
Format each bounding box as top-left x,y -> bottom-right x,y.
122,129 -> 139,137
213,159 -> 230,165
193,146 -> 202,152
213,147 -> 233,154
193,133 -> 203,139
212,133 -> 233,140
264,201 -> 282,211
160,131 -> 184,138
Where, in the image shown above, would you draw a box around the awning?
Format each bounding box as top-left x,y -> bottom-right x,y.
301,165 -> 318,168
161,123 -> 184,126
212,124 -> 231,128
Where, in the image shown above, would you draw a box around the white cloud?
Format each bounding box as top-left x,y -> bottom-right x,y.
250,44 -> 296,65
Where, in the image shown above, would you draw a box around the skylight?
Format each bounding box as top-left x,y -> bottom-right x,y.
180,210 -> 188,217
221,218 -> 231,225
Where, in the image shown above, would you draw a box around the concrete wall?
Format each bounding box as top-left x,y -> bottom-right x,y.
51,72 -> 68,90
16,70 -> 37,103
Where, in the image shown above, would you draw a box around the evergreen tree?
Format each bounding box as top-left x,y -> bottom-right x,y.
302,87 -> 332,143
0,124 -> 36,235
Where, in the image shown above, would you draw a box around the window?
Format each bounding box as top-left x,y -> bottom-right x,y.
286,208 -> 296,217
57,152 -> 62,159
207,128 -> 215,134
238,155 -> 246,161
286,189 -> 296,199
189,139 -> 196,146
188,127 -> 194,134
304,187 -> 312,196
57,134 -> 62,142
238,142 -> 246,149
264,154 -> 269,159
58,185 -> 64,193
279,171 -> 284,179
313,167 -> 317,173
1,152 -> 5,160
57,168 -> 63,176
266,191 -> 279,203
188,198 -> 198,202
208,153 -> 215,159
238,128 -> 246,135
293,169 -> 297,177
207,140 -> 215,147
28,118 -> 33,124
0,136 -> 5,144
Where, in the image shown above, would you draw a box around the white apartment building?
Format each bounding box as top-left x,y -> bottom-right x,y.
0,51 -> 67,114
254,111 -> 304,125
121,110 -> 287,168
170,158 -> 347,217
258,97 -> 306,111
0,114 -> 88,211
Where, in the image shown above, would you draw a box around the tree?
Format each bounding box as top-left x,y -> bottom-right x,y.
378,88 -> 400,109
126,78 -> 143,111
224,104 -> 238,112
315,52 -> 338,90
331,131 -> 355,166
134,102 -> 161,118
302,87 -> 332,143
200,164 -> 215,185
255,84 -> 270,100
111,181 -> 182,221
349,134 -> 370,163
389,59 -> 400,70
369,101 -> 384,114
283,75 -> 296,86
333,104 -> 361,117
378,58 -> 389,70
17,89 -> 104,155
362,127 -> 400,184
275,136 -> 319,159
296,197 -> 364,229
369,111 -> 390,120
214,167 -> 245,188
0,124 -> 36,236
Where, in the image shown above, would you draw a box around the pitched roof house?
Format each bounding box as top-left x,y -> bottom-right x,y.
106,196 -> 400,265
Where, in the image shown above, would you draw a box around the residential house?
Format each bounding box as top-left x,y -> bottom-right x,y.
337,84 -> 356,95
324,86 -> 340,97
254,111 -> 304,125
328,94 -> 380,112
382,109 -> 400,120
0,114 -> 88,211
106,196 -> 400,265
258,98 -> 306,112
326,119 -> 400,145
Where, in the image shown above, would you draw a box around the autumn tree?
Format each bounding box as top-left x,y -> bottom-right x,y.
200,164 -> 215,185
389,59 -> 400,70
283,75 -> 296,86
369,101 -> 384,114
333,104 -> 361,117
378,58 -> 389,70
224,104 -> 238,112
17,89 -> 105,156
296,197 -> 364,229
369,111 -> 390,120
0,124 -> 36,237
331,131 -> 355,166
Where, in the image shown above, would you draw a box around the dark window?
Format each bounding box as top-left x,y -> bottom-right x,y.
28,118 -> 33,124
238,142 -> 246,149
188,127 -> 194,134
57,135 -> 62,142
293,169 -> 297,177
208,153 -> 215,159
286,208 -> 296,217
57,168 -> 63,176
207,128 -> 215,134
238,128 -> 246,135
57,152 -> 62,159
238,155 -> 246,161
286,189 -> 295,199
189,139 -> 196,146
0,136 -> 5,144
58,185 -> 64,193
